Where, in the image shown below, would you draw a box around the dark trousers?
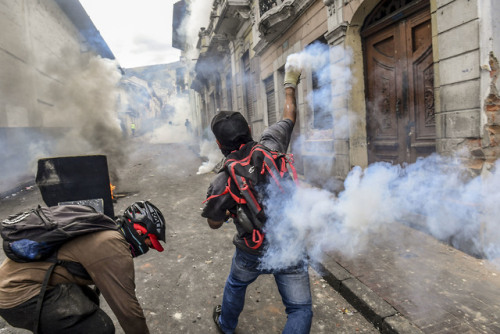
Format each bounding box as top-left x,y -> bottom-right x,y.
0,284 -> 115,334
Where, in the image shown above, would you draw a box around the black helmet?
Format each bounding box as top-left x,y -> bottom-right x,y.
123,201 -> 166,252
211,111 -> 252,156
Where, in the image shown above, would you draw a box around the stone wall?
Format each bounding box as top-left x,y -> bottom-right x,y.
0,0 -> 84,191
0,0 -> 114,192
482,52 -> 500,169
434,0 -> 482,165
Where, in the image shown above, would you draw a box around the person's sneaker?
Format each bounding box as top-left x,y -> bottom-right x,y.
213,305 -> 224,333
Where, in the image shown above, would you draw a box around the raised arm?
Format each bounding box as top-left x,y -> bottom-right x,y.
282,67 -> 301,124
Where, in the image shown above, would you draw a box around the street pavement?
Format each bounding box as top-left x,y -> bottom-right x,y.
319,223 -> 500,333
1,140 -> 499,333
0,140 -> 378,333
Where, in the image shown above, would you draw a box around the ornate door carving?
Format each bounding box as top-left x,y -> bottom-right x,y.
363,0 -> 435,164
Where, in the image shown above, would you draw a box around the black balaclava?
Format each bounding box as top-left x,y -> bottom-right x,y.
116,216 -> 149,257
211,111 -> 253,156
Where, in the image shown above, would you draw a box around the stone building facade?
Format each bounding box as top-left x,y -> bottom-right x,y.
0,0 -> 115,192
192,0 -> 500,188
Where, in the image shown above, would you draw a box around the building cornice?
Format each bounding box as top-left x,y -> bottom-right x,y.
254,0 -> 316,55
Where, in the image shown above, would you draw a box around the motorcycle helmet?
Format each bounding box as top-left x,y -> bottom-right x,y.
120,201 -> 166,256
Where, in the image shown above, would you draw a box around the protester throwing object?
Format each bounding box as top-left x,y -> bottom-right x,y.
202,58 -> 313,334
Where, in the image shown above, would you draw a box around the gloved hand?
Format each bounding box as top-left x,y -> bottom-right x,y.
284,66 -> 301,89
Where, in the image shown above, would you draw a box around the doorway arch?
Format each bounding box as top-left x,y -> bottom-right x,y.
345,0 -> 436,167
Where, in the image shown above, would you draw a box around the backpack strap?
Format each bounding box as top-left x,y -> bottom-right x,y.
33,257 -> 59,334
244,229 -> 264,249
284,154 -> 299,182
203,183 -> 230,204
230,173 -> 262,213
203,178 -> 247,205
32,252 -> 94,334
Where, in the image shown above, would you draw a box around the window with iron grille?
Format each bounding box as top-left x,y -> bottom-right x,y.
242,52 -> 254,121
259,0 -> 283,16
226,73 -> 233,110
364,0 -> 418,28
311,37 -> 333,129
264,75 -> 276,125
215,74 -> 222,111
277,67 -> 285,120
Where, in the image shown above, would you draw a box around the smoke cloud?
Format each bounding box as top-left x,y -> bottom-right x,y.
43,51 -> 126,181
286,42 -> 354,140
149,94 -> 195,144
0,50 -> 126,193
284,42 -> 356,191
181,0 -> 212,61
197,138 -> 223,175
260,153 -> 500,270
257,43 -> 500,270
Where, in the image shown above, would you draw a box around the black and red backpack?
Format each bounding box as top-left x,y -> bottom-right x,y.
207,141 -> 298,250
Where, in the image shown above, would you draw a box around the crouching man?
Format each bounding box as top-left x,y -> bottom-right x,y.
0,201 -> 166,334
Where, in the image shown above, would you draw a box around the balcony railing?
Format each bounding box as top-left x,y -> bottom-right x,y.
259,0 -> 283,16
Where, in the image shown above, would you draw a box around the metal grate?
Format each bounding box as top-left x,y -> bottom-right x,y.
243,52 -> 254,121
364,0 -> 417,28
265,76 -> 276,125
259,0 -> 283,16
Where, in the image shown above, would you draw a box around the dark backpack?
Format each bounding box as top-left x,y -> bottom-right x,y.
1,204 -> 118,262
209,142 -> 298,250
1,204 -> 119,334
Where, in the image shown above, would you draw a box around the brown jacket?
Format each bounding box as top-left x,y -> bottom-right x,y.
0,230 -> 149,334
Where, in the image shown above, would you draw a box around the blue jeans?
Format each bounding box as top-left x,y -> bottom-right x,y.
219,248 -> 313,334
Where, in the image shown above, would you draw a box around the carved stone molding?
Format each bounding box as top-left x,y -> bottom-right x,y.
257,0 -> 316,47
324,22 -> 348,46
323,0 -> 335,15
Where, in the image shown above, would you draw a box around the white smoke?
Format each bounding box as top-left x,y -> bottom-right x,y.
283,42 -> 356,191
260,153 -> 500,270
149,94 -> 195,144
257,44 -> 500,270
180,0 -> 212,61
42,52 -> 126,180
197,139 -> 223,175
0,50 -> 127,194
285,42 -> 332,71
286,42 -> 354,140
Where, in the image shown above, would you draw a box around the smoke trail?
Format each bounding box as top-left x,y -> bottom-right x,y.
44,51 -> 126,180
178,0 -> 211,61
285,42 -> 355,191
0,48 -> 127,194
260,153 -> 500,270
286,42 -> 354,139
197,138 -> 223,175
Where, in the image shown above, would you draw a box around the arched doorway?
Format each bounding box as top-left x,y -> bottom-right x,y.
362,0 -> 435,164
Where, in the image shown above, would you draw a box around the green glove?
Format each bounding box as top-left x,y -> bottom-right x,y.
284,67 -> 301,89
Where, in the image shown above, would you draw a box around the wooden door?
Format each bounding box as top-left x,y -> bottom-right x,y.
363,0 -> 435,164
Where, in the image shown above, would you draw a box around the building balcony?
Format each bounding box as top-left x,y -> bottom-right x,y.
257,0 -> 315,46
211,0 -> 252,38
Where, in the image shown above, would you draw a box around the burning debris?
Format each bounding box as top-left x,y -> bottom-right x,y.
110,183 -> 116,200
